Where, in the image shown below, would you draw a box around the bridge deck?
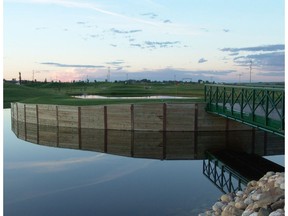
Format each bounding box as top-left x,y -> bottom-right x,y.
205,84 -> 284,137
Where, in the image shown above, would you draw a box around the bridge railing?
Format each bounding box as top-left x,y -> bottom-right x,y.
204,84 -> 284,137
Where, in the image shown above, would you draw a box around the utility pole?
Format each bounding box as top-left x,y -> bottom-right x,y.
249,60 -> 252,83
19,72 -> 22,85
107,67 -> 111,82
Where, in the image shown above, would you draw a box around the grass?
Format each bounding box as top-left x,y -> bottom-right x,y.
3,82 -> 205,108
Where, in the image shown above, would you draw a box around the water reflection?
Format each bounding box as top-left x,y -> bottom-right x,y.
12,118 -> 284,160
8,112 -> 285,215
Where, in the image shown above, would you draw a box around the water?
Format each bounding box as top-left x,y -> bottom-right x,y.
73,95 -> 198,99
4,109 -> 284,216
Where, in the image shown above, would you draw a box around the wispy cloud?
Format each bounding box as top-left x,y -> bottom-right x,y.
234,52 -> 284,72
41,62 -> 105,68
220,44 -> 284,52
106,60 -> 125,65
198,58 -> 208,63
163,19 -> 172,23
140,12 -> 158,19
110,28 -> 142,34
13,0 -> 161,26
144,41 -> 181,49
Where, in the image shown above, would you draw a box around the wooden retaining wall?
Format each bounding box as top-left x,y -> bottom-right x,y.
11,102 -> 252,132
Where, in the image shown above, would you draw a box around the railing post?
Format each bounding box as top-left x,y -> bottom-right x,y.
281,91 -> 285,131
265,90 -> 269,126
252,89 -> 255,122
223,87 -> 226,113
231,87 -> 234,115
216,86 -> 219,111
240,88 -> 244,119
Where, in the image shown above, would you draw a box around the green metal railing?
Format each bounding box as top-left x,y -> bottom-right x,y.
204,84 -> 284,137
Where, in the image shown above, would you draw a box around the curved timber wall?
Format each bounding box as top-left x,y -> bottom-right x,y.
11,102 -> 252,132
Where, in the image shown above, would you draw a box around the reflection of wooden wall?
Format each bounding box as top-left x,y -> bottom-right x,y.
12,115 -> 284,160
11,102 -> 253,132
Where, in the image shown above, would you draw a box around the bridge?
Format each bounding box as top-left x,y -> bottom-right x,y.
204,84 -> 285,137
203,150 -> 284,194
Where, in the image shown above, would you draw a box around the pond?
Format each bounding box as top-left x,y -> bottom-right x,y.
4,109 -> 284,216
72,95 -> 199,99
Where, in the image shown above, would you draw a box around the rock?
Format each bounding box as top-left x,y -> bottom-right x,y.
265,171 -> 275,178
234,200 -> 247,210
269,210 -> 285,216
248,180 -> 258,187
270,199 -> 284,210
244,197 -> 253,205
280,183 -> 284,190
212,201 -> 224,211
221,205 -> 243,216
236,191 -> 244,197
258,207 -> 271,216
249,213 -> 258,216
241,209 -> 254,216
220,194 -> 233,202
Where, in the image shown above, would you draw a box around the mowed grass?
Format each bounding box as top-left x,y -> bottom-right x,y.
4,82 -> 205,108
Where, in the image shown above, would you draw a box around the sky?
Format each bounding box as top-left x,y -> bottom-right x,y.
3,0 -> 285,83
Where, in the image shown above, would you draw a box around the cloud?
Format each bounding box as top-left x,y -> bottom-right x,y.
198,58 -> 208,63
140,12 -> 158,19
144,41 -> 181,48
106,60 -> 125,65
220,44 -> 284,52
41,62 -> 105,68
163,19 -> 172,23
234,52 -> 284,72
110,28 -> 142,34
35,27 -> 47,30
76,21 -> 86,25
130,43 -> 143,48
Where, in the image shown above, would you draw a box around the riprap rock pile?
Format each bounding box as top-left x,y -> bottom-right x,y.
199,171 -> 285,216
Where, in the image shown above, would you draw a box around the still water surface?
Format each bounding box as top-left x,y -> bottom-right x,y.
4,109 -> 284,216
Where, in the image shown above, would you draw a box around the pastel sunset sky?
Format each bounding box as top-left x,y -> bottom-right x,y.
3,0 -> 285,82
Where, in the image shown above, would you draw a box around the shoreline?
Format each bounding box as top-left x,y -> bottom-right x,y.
199,171 -> 285,216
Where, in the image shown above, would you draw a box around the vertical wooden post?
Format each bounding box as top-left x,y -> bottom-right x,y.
16,103 -> 19,137
78,107 -> 82,149
194,103 -> 198,131
24,104 -> 27,141
104,106 -> 108,153
36,104 -> 39,144
163,103 -> 167,131
130,104 -> 134,131
56,106 -> 59,147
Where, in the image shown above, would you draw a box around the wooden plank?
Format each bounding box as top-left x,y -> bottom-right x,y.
81,106 -> 105,129
38,105 -> 57,126
57,106 -> 79,127
107,105 -> 131,130
197,103 -> 226,131
134,104 -> 163,131
166,104 -> 195,131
